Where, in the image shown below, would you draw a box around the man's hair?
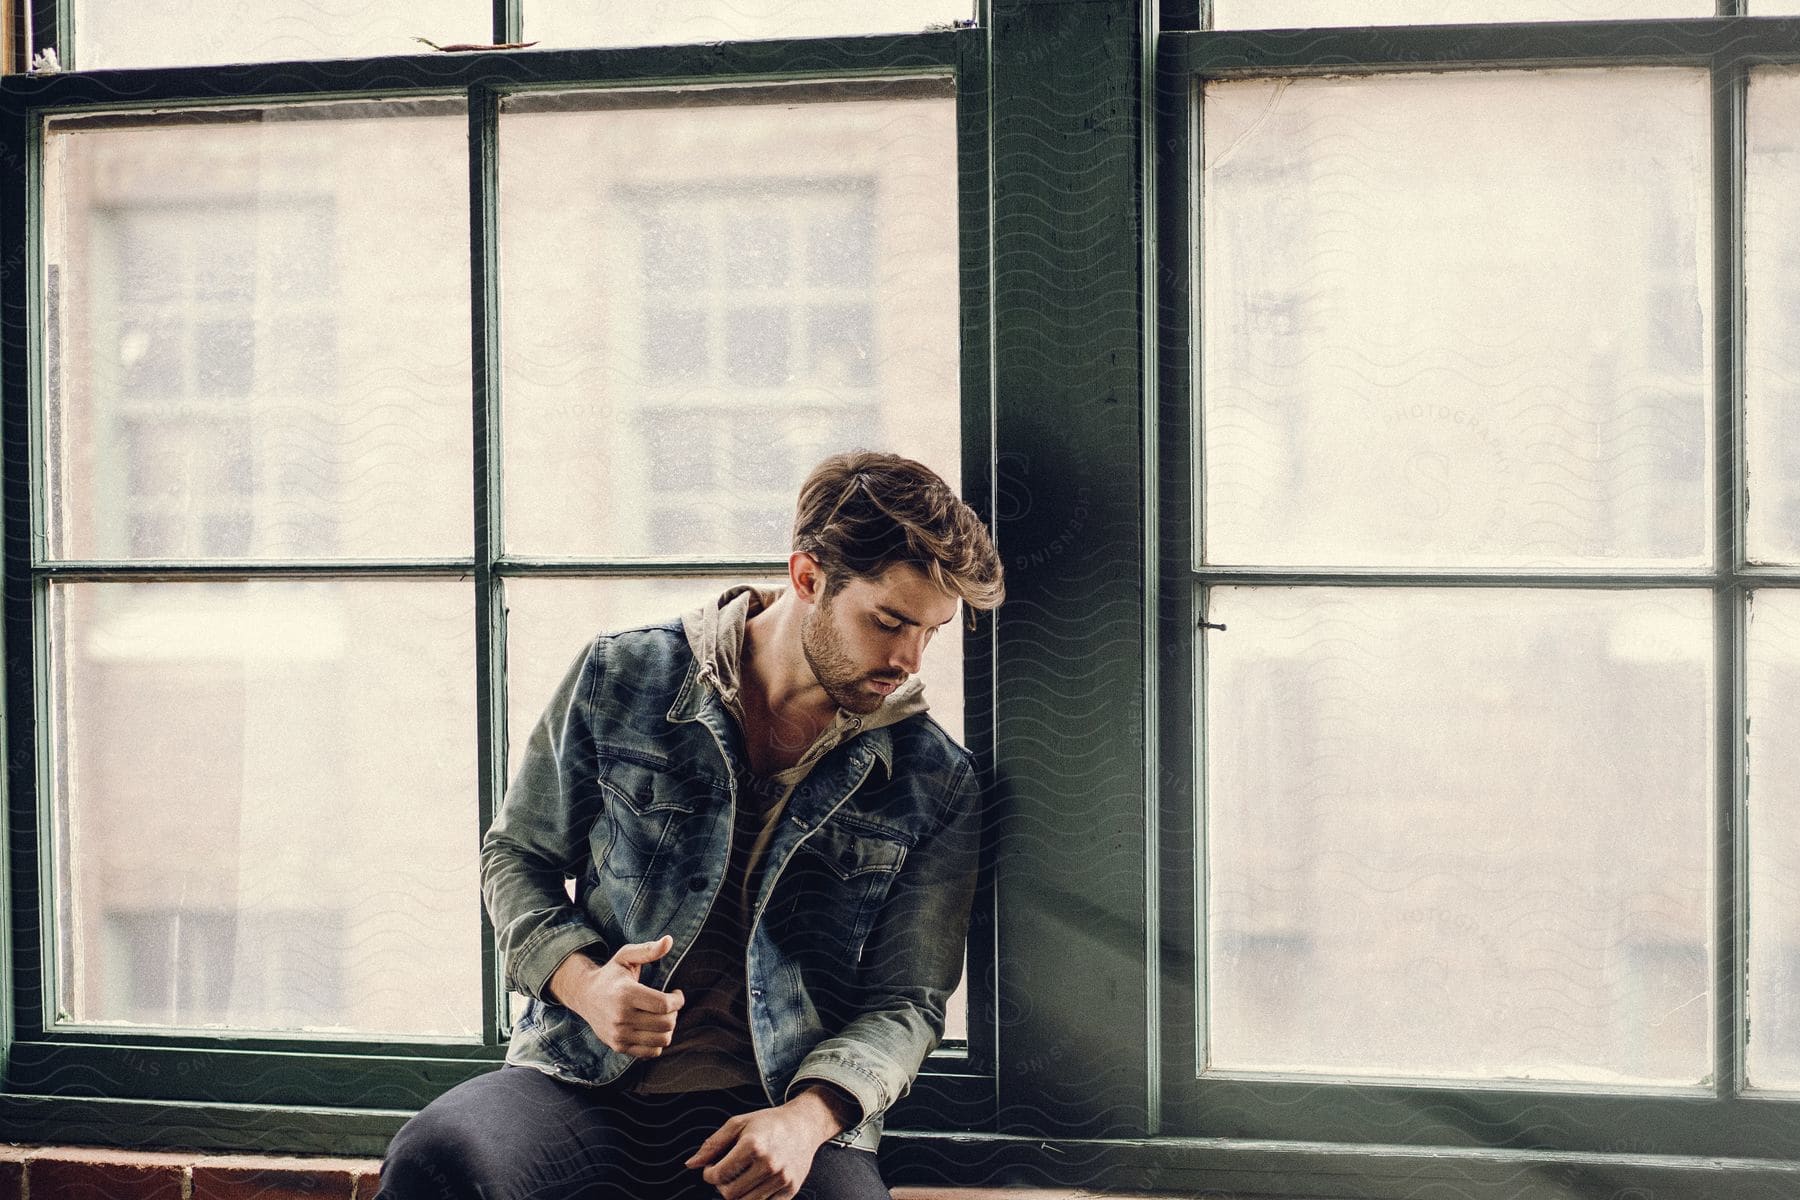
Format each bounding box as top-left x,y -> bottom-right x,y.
792,450 -> 1004,628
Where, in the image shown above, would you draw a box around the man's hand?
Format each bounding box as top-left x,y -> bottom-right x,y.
684,1087 -> 855,1200
547,935 -> 684,1057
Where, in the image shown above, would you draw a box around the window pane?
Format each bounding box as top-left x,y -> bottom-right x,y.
1747,589 -> 1800,1089
73,0 -> 490,70
1747,68 -> 1800,565
1204,586 -> 1712,1084
1212,0 -> 1707,27
498,81 -> 960,559
50,580 -> 479,1038
43,101 -> 473,562
1201,69 -> 1712,570
503,575 -> 969,1041
525,0 -> 973,48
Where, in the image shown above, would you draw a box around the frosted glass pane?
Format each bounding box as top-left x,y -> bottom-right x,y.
51,580 -> 479,1037
74,0 -> 490,69
1747,590 -> 1800,1089
1747,68 -> 1800,565
502,575 -> 968,1041
1748,2 -> 1800,11
1213,0 -> 1706,26
498,81 -> 960,558
1201,69 -> 1712,569
1205,587 -> 1712,1084
43,101 -> 472,562
527,0 -> 973,48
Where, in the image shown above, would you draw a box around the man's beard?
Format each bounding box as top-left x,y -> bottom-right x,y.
800,592 -> 885,716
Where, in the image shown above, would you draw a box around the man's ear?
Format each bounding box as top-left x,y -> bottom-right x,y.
789,551 -> 827,605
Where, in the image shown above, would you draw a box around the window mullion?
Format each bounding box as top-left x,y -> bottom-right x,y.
496,0 -> 521,47
9,99 -> 49,1048
1712,53 -> 1748,1102
951,26 -> 998,1079
469,82 -> 506,1047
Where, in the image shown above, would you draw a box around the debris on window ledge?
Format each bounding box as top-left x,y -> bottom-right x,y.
413,37 -> 538,52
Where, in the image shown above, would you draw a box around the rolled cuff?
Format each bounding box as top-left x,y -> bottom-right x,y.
512,921 -> 610,1002
784,1056 -> 890,1135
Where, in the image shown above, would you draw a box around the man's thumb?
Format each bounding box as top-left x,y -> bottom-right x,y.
614,934 -> 673,966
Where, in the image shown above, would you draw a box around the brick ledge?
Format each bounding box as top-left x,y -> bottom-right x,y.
0,1144 -> 1209,1199
0,1145 -> 381,1200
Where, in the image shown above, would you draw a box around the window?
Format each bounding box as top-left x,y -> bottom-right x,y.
1159,10 -> 1800,1182
6,4 -> 991,1148
26,1 -> 1800,1194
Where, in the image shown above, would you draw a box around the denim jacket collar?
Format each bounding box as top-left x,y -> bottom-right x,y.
664,652 -> 900,781
671,582 -> 927,782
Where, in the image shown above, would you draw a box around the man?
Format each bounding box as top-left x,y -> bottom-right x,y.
378,451 -> 1004,1200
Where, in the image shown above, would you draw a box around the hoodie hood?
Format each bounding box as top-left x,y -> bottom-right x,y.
681,582 -> 929,737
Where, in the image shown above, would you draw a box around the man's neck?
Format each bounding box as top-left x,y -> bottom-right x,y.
741,592 -> 837,732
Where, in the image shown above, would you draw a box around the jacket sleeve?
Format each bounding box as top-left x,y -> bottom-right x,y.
479,637 -> 614,1002
782,752 -> 983,1133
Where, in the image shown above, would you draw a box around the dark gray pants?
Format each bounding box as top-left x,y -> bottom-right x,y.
375,1065 -> 891,1200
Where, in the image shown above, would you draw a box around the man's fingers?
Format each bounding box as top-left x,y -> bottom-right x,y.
737,1172 -> 792,1200
624,983 -> 684,1015
617,1012 -> 677,1041
684,1119 -> 738,1169
619,1007 -> 678,1035
621,1022 -> 675,1044
611,934 -> 674,968
619,1022 -> 675,1045
720,1162 -> 774,1200
703,1136 -> 760,1190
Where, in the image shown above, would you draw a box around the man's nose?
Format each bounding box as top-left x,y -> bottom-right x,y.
891,632 -> 927,675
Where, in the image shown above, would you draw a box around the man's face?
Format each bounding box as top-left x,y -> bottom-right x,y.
799,561 -> 960,715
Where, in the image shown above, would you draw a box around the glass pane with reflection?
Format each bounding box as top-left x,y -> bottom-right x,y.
1746,68 -> 1800,565
1204,586 -> 1712,1084
1211,0 -> 1706,26
502,574 -> 968,1040
51,580 -> 479,1037
73,0 -> 490,69
1747,590 -> 1800,1089
1201,68 -> 1711,569
526,0 -> 973,48
43,100 -> 472,563
498,81 -> 960,559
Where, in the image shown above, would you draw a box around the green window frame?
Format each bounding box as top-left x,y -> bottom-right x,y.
23,3 -> 1783,1195
0,1 -> 998,1158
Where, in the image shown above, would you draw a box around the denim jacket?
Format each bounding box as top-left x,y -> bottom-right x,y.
479,595 -> 982,1151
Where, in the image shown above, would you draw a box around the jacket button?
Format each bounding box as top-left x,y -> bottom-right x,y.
688,876 -> 708,892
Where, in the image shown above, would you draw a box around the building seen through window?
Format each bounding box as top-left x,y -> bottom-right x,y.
37,82 -> 969,1044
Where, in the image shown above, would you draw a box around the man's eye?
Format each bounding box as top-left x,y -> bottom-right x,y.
876,618 -> 902,632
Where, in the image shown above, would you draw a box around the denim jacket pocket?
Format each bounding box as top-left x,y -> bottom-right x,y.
776,818 -> 909,966
595,753 -> 720,927
595,750 -> 709,854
